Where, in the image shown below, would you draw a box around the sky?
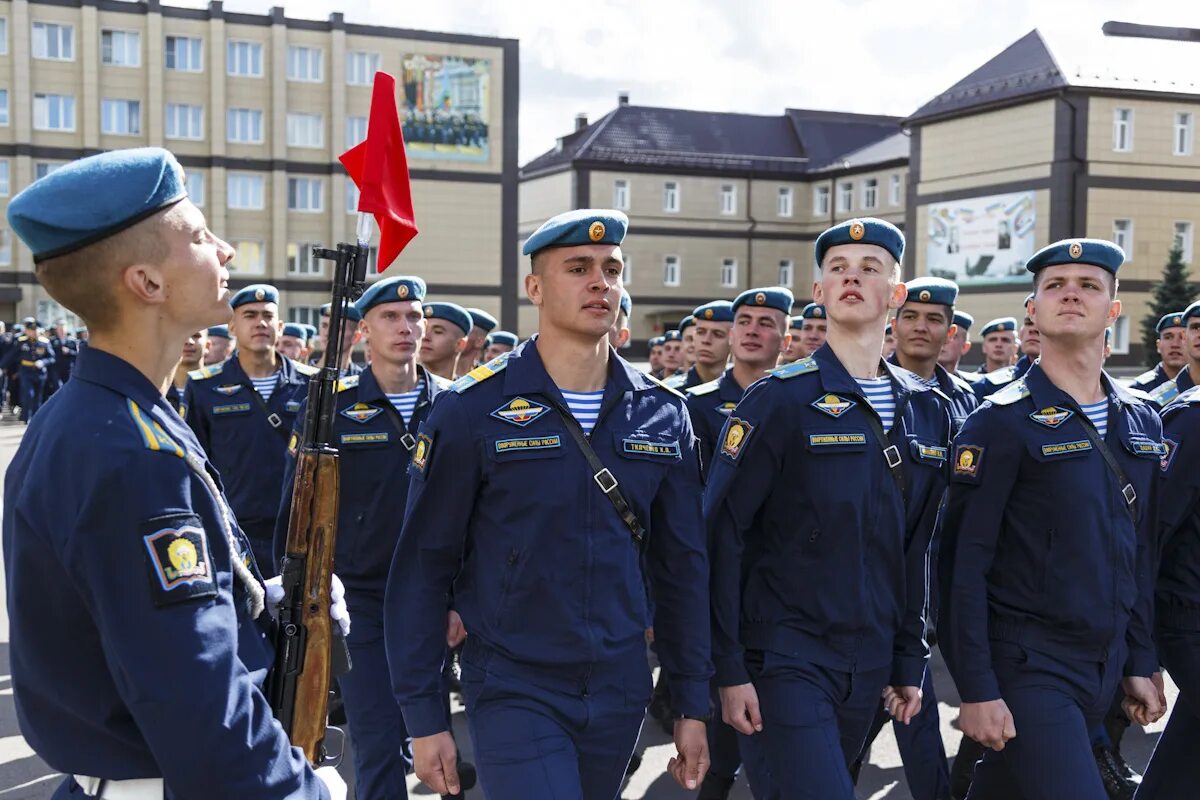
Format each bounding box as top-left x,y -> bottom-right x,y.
179,0 -> 1200,165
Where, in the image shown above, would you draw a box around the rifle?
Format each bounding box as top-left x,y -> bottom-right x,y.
265,218 -> 371,764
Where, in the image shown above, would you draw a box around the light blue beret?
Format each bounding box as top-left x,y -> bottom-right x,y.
21,316 -> 38,328
1158,312 -> 1186,332
466,307 -> 498,333
230,283 -> 279,309
1024,292 -> 1035,308
303,324 -> 318,340
320,301 -> 363,323
8,147 -> 187,262
422,301 -> 472,335
663,329 -> 683,342
522,208 -> 629,257
649,336 -> 665,348
981,317 -> 1018,336
207,324 -> 230,339
678,315 -> 696,332
355,276 -> 427,316
789,315 -> 805,330
815,217 -> 905,267
487,331 -> 519,348
282,323 -> 308,339
619,289 -> 632,317
693,301 -> 735,324
733,286 -> 794,315
885,321 -> 893,335
1183,302 -> 1200,322
800,302 -> 826,320
904,277 -> 958,307
953,311 -> 974,331
1026,238 -> 1125,274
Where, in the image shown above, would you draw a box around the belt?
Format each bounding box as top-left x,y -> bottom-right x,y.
74,775 -> 164,800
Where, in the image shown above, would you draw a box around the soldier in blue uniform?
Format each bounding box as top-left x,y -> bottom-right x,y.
387,209 -> 713,799
457,307 -> 498,378
312,302 -> 363,376
670,301 -> 733,390
205,323 -> 232,364
1146,303 -> 1200,407
939,238 -> 1165,800
1130,313 -> 1185,393
660,328 -> 686,377
2,147 -> 344,799
418,301 -> 472,381
940,310 -> 978,383
168,328 -> 208,415
679,314 -> 698,375
0,318 -> 55,422
46,319 -> 78,397
483,330 -> 519,361
883,319 -> 897,359
648,335 -> 666,378
970,317 -> 1022,398
278,321 -> 310,362
796,302 -> 829,361
185,283 -> 317,577
707,218 -> 951,800
780,314 -> 807,365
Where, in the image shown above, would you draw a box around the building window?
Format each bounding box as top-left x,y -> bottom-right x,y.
889,174 -> 902,205
165,103 -> 203,140
1175,221 -> 1195,263
227,173 -> 265,210
288,177 -> 324,212
720,257 -> 738,288
101,99 -> 141,136
0,160 -> 8,196
227,108 -> 264,144
288,306 -> 321,327
287,113 -> 323,149
230,240 -> 265,275
862,178 -> 878,210
165,35 -> 202,72
1175,112 -> 1194,157
346,182 -> 360,214
837,181 -> 853,213
345,116 -> 367,148
1112,219 -> 1133,257
1110,316 -> 1130,355
622,255 -> 632,285
720,183 -> 737,215
32,22 -> 73,61
101,29 -> 140,67
778,259 -> 794,288
287,46 -> 323,82
613,179 -> 629,211
33,93 -> 75,132
34,162 -> 63,180
227,40 -> 263,77
186,172 -> 205,207
287,242 -> 325,275
346,51 -> 380,86
663,255 -> 681,287
0,89 -> 8,126
0,229 -> 10,266
365,246 -> 379,273
1113,108 -> 1133,152
0,18 -> 8,56
814,185 -> 830,216
663,181 -> 680,213
777,186 -> 793,217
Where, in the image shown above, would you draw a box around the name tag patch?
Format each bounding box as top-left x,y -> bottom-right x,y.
213,402 -> 251,415
341,402 -> 382,424
1041,440 -> 1092,457
623,439 -> 681,458
341,432 -> 389,445
142,515 -> 217,606
915,443 -> 949,462
496,435 -> 562,453
809,432 -> 867,447
1127,438 -> 1167,457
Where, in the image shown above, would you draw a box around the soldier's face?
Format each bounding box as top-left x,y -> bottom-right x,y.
160,200 -> 236,330
1158,327 -> 1187,369
1029,265 -> 1119,344
1019,316 -> 1041,357
784,328 -> 806,359
180,330 -> 209,367
277,336 -> 303,360
205,337 -> 231,363
939,329 -> 970,368
800,319 -> 828,354
649,346 -> 662,370
1186,320 -> 1200,364
364,301 -> 425,366
231,302 -> 282,354
484,342 -> 514,361
661,341 -> 683,370
526,244 -> 622,340
984,332 -> 1015,363
693,321 -> 731,368
683,328 -> 696,361
894,302 -> 952,362
732,307 -> 788,368
420,319 -> 466,365
815,244 -> 904,329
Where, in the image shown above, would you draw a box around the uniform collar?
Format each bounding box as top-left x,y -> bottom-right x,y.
1176,366 -> 1197,394
814,343 -> 922,403
1023,361 -> 1139,411
358,363 -> 440,406
71,345 -> 169,412
502,335 -> 656,404
719,367 -> 746,399
223,352 -> 300,385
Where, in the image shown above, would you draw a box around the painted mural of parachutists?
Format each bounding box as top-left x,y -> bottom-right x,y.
401,54 -> 492,162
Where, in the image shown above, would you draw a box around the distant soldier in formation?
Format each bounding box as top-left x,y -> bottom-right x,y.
418,301 -> 473,380
205,323 -> 232,364
1131,312 -> 1186,394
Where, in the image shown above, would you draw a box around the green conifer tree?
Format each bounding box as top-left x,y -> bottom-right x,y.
1142,246 -> 1197,367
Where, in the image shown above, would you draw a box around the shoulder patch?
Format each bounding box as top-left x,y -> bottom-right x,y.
141,514 -> 217,606
1149,379 -> 1179,406
336,374 -> 361,392
645,372 -> 686,399
1133,368 -> 1158,384
127,400 -> 185,457
987,378 -> 1031,406
664,373 -> 688,390
986,366 -> 1017,385
188,362 -> 224,381
431,373 -> 453,391
770,357 -> 819,380
451,352 -> 511,393
1125,386 -> 1154,403
687,379 -> 721,396
293,361 -> 319,376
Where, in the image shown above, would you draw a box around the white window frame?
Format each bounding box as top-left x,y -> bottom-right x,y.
34,162 -> 64,180
345,116 -> 367,149
164,35 -> 203,72
1175,111 -> 1194,157
622,254 -> 632,285
813,185 -> 830,216
186,172 -> 205,207
227,173 -> 265,210
1111,316 -> 1130,355
226,40 -> 264,78
777,186 -> 793,218
287,241 -> 325,276
862,178 -> 878,210
0,229 -> 10,266
346,181 -> 360,214
288,306 -> 321,327
663,181 -> 680,213
837,181 -> 853,213
1174,221 -> 1195,263
286,112 -> 324,149
227,108 -> 264,144
720,257 -> 738,288
346,51 -> 381,86
165,103 -> 204,140
0,18 -> 8,56
719,183 -> 737,215
101,29 -> 140,67
32,21 -> 74,61
1113,107 -> 1134,153
1112,219 -> 1133,258
100,98 -> 141,136
613,179 -> 630,211
287,46 -> 324,83
663,255 -> 681,287
778,259 -> 794,288
889,174 -> 902,206
33,93 -> 76,132
0,89 -> 8,126
230,239 -> 266,275
287,177 -> 324,213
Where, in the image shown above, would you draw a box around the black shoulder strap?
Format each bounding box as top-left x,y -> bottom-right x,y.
1074,408 -> 1137,521
861,408 -> 906,502
243,378 -> 292,444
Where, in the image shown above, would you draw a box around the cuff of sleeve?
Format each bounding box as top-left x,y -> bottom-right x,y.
889,656 -> 927,689
714,655 -> 750,688
668,677 -> 710,719
399,697 -> 450,739
1124,648 -> 1159,679
957,671 -> 1003,704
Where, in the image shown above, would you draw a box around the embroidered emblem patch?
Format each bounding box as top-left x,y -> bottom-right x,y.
623,439 -> 681,458
954,445 -> 983,477
213,384 -> 242,396
496,435 -> 562,453
1161,437 -> 1180,472
490,396 -> 550,427
1041,440 -> 1092,457
716,401 -> 737,416
720,417 -> 753,461
811,393 -> 856,418
213,402 -> 251,414
1029,406 -> 1073,428
341,402 -> 383,424
412,432 -> 433,474
341,432 -> 389,445
142,515 -> 217,606
809,432 -> 867,447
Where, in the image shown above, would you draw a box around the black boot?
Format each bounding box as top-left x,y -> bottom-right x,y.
1093,744 -> 1138,800
697,773 -> 735,800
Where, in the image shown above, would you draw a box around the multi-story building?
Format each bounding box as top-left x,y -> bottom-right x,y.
0,0 -> 519,330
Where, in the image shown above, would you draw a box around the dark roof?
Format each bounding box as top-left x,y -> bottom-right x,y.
784,109 -> 903,169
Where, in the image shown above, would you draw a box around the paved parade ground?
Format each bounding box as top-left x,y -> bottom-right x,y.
0,415 -> 1177,799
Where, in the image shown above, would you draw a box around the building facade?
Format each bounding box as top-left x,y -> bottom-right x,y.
0,0 -> 519,330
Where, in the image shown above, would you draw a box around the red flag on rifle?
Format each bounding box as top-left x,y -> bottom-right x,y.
339,71 -> 418,272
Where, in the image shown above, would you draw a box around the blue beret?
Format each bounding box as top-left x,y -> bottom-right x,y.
230,283 -> 279,309
522,208 -> 628,257
1104,327 -> 1112,342
663,329 -> 683,342
356,276 -> 427,316
8,147 -> 187,263
422,301 -> 472,335
800,302 -> 826,320
1023,292 -> 1035,308
693,301 -> 734,324
904,277 -> 958,307
303,323 -> 318,340
21,317 -> 38,328
1158,312 -> 1186,333
618,289 -> 632,317
885,321 -> 893,335
282,323 -> 308,339
320,301 -> 363,323
980,317 -> 1018,336
733,286 -> 794,315
207,324 -> 230,339
1026,238 -> 1125,275
466,307 -> 497,333
1183,302 -> 1200,322
678,315 -> 696,332
487,331 -> 519,348
789,315 -> 804,329
815,217 -> 905,267
649,336 -> 665,348
953,310 -> 974,331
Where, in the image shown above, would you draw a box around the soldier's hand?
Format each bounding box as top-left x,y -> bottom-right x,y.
883,684 -> 923,725
314,766 -> 348,800
446,610 -> 467,648
413,731 -> 461,795
1121,675 -> 1166,727
668,718 -> 709,790
719,683 -> 763,735
958,699 -> 1016,751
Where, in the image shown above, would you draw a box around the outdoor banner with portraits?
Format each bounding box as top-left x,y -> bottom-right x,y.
926,191 -> 1036,286
401,54 -> 491,162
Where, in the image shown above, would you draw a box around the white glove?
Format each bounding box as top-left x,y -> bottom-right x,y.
315,765 -> 347,800
263,573 -> 351,638
34,360 -> 44,369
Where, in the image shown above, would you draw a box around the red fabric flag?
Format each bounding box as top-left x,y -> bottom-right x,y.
339,71 -> 418,272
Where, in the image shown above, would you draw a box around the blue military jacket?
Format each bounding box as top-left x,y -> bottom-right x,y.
705,344 -> 951,688
887,356 -> 979,434
2,347 -> 325,798
1157,386 -> 1200,620
185,354 -> 316,528
386,338 -> 712,736
1,335 -> 55,378
970,354 -> 1034,400
940,363 -> 1162,703
1146,365 -> 1195,408
49,335 -> 78,382
1130,362 -> 1174,394
685,368 -> 749,473
275,364 -> 450,592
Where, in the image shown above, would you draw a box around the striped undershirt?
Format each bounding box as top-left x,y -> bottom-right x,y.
386,380 -> 425,426
1080,399 -> 1109,438
856,376 -> 896,432
250,372 -> 280,402
561,389 -> 604,435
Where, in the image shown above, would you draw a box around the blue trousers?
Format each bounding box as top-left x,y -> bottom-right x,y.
855,664 -> 950,799
707,680 -> 743,781
19,372 -> 44,421
459,639 -> 648,800
339,590 -> 411,800
966,641 -> 1124,800
738,651 -> 890,800
1136,627 -> 1200,799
